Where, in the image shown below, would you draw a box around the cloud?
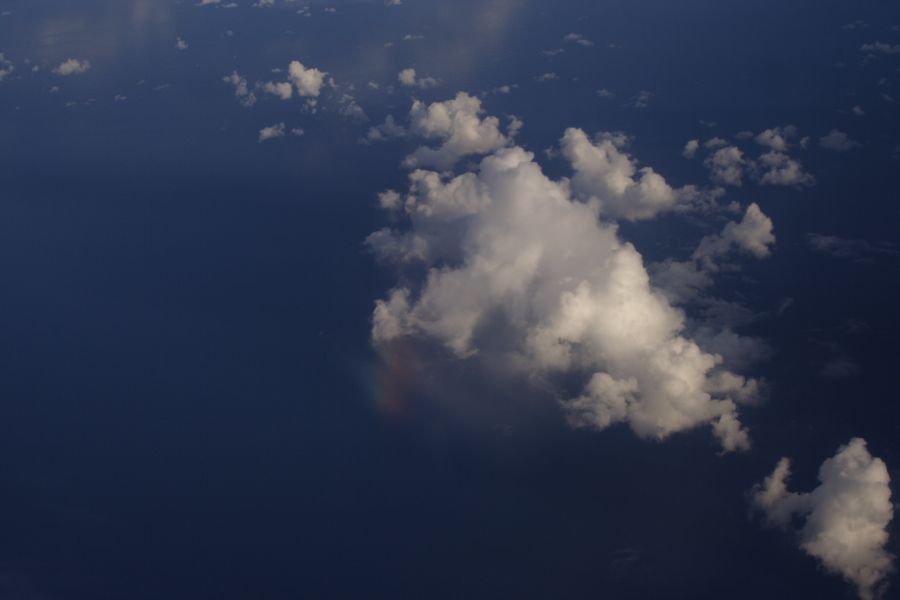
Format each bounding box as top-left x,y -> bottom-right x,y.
258,122 -> 286,142
633,90 -> 652,109
754,151 -> 814,187
755,126 -> 796,152
364,114 -> 407,143
175,37 -> 188,50
223,71 -> 257,107
860,41 -> 900,55
704,146 -> 745,186
262,80 -> 293,100
563,33 -> 594,47
0,53 -> 13,81
52,58 -> 91,76
369,142 -> 762,452
400,92 -> 514,169
682,139 -> 700,159
288,60 -> 325,97
651,203 -> 775,311
807,234 -> 898,261
562,128 -> 684,221
820,129 -> 861,152
693,202 -> 775,265
398,68 -> 438,89
753,439 -> 895,600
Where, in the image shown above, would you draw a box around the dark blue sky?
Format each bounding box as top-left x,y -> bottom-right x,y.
0,1 -> 899,599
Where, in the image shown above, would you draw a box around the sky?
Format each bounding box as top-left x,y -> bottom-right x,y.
0,0 -> 899,598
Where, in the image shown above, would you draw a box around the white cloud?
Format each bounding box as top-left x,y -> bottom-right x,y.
651,203 -> 775,304
288,60 -> 325,97
693,203 -> 775,265
262,80 -> 293,100
754,151 -> 815,187
175,37 -> 189,50
223,71 -> 257,107
0,53 -> 13,81
401,92 -> 513,169
704,146 -> 745,186
398,68 -> 438,89
562,128 -> 680,221
53,58 -> 91,76
258,122 -> 286,142
682,139 -> 700,159
753,439 -> 895,600
370,144 -> 761,452
820,129 -> 861,152
755,126 -> 796,152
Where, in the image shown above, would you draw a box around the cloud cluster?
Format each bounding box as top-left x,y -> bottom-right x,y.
53,58 -> 91,76
366,92 -> 516,169
398,68 -> 438,89
693,126 -> 814,188
369,134 -> 764,451
223,71 -> 257,107
287,60 -> 325,98
652,203 -> 775,304
0,53 -> 13,82
753,439 -> 894,600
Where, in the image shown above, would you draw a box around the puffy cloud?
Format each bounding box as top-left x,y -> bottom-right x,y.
258,122 -> 286,142
262,80 -> 293,100
693,203 -> 775,266
755,126 -> 797,152
52,58 -> 91,76
651,203 -> 775,303
753,439 -> 894,600
398,68 -> 438,89
370,144 -> 761,452
820,129 -> 861,152
682,139 -> 700,158
561,128 -> 680,221
704,146 -> 745,186
0,53 -> 13,81
175,37 -> 188,50
754,151 -> 814,187
223,71 -> 257,107
401,92 -> 513,169
288,60 -> 325,97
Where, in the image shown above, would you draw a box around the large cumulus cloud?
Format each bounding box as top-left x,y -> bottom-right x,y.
753,438 -> 895,600
368,126 -> 767,451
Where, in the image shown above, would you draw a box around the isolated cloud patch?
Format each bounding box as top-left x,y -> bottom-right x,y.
753,439 -> 894,600
287,60 -> 325,97
0,53 -> 14,82
53,58 -> 91,76
369,141 -> 762,452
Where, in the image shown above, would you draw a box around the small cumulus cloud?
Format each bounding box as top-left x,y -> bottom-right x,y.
53,58 -> 91,76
